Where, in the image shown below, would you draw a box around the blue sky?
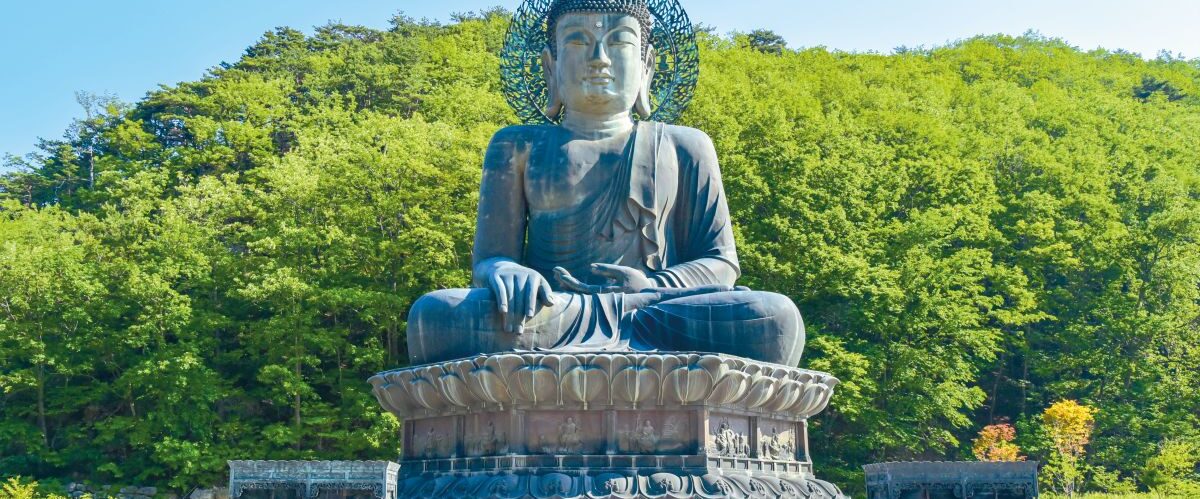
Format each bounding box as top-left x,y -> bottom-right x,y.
1,0 -> 1197,165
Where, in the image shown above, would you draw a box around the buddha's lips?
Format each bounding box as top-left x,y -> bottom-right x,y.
585,75 -> 614,84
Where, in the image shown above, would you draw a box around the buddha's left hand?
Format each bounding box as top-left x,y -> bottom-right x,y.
554,264 -> 654,294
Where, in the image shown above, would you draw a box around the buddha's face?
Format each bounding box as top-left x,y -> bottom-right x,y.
550,12 -> 647,117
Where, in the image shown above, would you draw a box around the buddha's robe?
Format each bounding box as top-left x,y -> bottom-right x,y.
406,121 -> 804,365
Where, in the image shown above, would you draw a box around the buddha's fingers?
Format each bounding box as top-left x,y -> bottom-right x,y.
554,266 -> 603,294
590,263 -> 653,292
510,274 -> 529,332
589,263 -> 626,280
490,274 -> 509,314
536,278 -> 559,307
524,277 -> 539,318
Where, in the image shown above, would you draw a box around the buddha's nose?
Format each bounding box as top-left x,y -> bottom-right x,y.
589,42 -> 611,68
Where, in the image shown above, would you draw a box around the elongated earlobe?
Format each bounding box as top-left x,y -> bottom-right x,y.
542,48 -> 563,120
633,46 -> 655,119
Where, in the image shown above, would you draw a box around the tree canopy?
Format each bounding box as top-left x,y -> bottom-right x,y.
2,10 -> 1199,495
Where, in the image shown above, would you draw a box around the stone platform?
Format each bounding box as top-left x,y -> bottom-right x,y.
863,461 -> 1039,499
369,352 -> 847,498
228,460 -> 399,499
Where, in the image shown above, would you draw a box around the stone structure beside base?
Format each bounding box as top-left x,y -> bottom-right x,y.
228,460 -> 399,499
863,461 -> 1039,499
369,351 -> 847,498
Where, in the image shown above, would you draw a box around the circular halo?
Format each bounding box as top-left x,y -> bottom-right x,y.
500,0 -> 699,125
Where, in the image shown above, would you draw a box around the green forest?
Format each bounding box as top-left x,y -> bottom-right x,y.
2,8 -> 1199,496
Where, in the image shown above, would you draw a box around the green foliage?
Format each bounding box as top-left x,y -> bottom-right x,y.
1141,440 -> 1200,494
2,10 -> 1199,495
1044,494 -> 1198,499
0,477 -> 66,499
1089,467 -> 1138,495
0,477 -> 39,499
746,29 -> 787,55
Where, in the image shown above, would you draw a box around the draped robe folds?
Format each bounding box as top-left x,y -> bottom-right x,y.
406,121 -> 806,365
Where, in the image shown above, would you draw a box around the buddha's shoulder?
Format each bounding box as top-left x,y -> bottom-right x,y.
656,123 -> 718,162
657,123 -> 712,143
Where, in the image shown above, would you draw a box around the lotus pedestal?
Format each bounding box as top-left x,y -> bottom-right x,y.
369,352 -> 847,498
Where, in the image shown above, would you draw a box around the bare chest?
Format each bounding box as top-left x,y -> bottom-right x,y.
524,137 -> 631,212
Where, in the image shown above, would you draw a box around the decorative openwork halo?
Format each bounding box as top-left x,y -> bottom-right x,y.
500,0 -> 699,125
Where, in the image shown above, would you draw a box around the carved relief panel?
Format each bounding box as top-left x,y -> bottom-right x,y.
706,414 -> 751,458
525,411 -> 603,455
408,418 -> 457,459
615,410 -> 694,454
757,419 -> 798,461
464,412 -> 511,457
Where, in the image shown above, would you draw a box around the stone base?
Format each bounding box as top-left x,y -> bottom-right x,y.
863,461 -> 1039,499
396,470 -> 844,498
228,460 -> 399,499
370,352 -> 846,498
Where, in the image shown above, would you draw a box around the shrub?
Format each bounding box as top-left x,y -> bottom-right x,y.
972,423 -> 1024,461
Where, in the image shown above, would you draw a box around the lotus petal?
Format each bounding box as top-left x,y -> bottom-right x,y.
466,364 -> 511,406
511,364 -> 558,405
789,381 -> 821,417
560,364 -> 608,408
739,374 -> 777,409
438,371 -> 475,408
664,363 -> 714,404
797,385 -> 829,416
408,374 -> 445,410
707,369 -> 750,405
612,365 -> 659,406
766,378 -> 803,412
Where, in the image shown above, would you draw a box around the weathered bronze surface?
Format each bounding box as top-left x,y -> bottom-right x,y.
408,0 -> 805,367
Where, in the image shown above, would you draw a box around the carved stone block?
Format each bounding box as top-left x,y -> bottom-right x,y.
525,411 -> 603,454
462,412 -> 510,457
228,461 -> 398,499
372,352 -> 847,498
863,461 -> 1040,499
706,413 -> 752,458
759,418 -> 800,461
615,409 -> 694,454
408,418 -> 457,459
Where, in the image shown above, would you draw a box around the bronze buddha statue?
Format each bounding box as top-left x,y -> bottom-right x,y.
406,0 -> 805,366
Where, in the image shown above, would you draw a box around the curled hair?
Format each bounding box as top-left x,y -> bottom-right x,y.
546,0 -> 653,57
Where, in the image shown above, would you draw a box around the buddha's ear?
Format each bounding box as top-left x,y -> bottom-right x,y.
542,48 -> 563,120
634,44 -> 655,119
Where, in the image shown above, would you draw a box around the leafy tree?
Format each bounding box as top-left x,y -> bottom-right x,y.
747,29 -> 787,54
1041,400 -> 1096,496
972,423 -> 1023,461
1141,439 -> 1200,494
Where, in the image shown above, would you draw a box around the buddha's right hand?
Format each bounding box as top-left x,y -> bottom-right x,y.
483,260 -> 559,333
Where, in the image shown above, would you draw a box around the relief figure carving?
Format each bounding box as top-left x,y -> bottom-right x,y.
709,420 -> 749,457
420,427 -> 447,458
467,421 -> 509,456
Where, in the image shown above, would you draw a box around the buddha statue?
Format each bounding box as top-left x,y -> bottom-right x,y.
406,0 -> 805,366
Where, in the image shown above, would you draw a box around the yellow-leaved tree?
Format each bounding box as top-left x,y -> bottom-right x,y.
1040,400 -> 1095,497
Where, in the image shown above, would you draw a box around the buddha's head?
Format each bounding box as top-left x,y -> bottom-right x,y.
543,0 -> 655,121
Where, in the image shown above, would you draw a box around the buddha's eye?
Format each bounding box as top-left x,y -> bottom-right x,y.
563,33 -> 589,46
609,33 -> 638,46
